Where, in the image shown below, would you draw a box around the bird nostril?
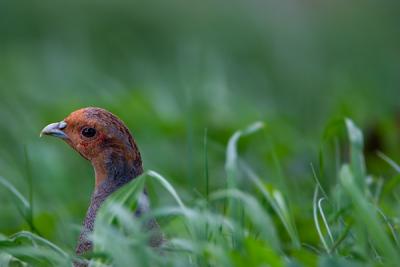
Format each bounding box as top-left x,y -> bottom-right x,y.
59,121 -> 67,130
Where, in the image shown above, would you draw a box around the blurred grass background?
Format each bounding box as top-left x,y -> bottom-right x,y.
1,0 -> 400,263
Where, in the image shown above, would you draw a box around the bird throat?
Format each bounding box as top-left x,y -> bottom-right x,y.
92,148 -> 141,188
75,149 -> 143,256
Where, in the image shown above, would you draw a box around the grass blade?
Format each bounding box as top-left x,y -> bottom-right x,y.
240,161 -> 300,248
0,176 -> 30,210
377,151 -> 400,173
345,119 -> 366,192
147,170 -> 186,210
210,189 -> 280,251
225,121 -> 264,188
340,165 -> 399,265
313,186 -> 330,254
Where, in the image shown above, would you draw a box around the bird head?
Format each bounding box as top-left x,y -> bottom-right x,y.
41,107 -> 142,187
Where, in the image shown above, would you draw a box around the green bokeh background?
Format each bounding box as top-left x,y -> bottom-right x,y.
1,0 -> 399,252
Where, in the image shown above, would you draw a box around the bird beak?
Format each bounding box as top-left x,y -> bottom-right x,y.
40,121 -> 68,139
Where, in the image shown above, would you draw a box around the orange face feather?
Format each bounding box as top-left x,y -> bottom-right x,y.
41,107 -> 142,188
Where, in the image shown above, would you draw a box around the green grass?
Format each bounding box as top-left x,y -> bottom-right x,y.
1,2 -> 400,266
1,119 -> 400,267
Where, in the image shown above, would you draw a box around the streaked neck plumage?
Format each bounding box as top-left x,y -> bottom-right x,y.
76,148 -> 143,255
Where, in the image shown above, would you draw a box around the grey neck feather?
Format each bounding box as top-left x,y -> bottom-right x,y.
75,152 -> 142,256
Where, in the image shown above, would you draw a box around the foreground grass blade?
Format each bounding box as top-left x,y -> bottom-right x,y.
377,151 -> 400,173
224,122 -> 265,248
0,176 -> 30,211
340,165 -> 399,265
0,252 -> 28,267
240,161 -> 300,248
210,189 -> 280,251
345,119 -> 366,192
0,231 -> 72,266
147,170 -> 186,210
23,146 -> 34,232
9,231 -> 69,259
313,186 -> 330,254
0,176 -> 36,232
225,121 -> 264,188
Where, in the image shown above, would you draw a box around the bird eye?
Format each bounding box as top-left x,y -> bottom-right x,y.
81,127 -> 97,138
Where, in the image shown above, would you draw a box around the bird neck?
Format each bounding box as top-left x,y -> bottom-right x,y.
76,148 -> 143,255
92,147 -> 143,189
